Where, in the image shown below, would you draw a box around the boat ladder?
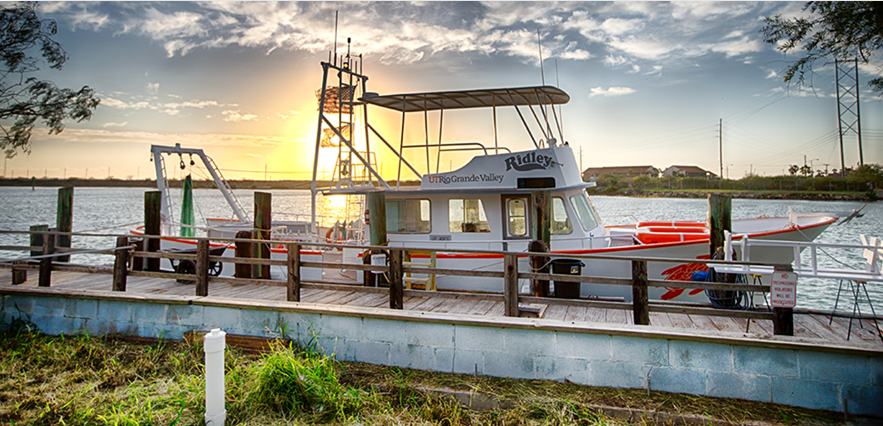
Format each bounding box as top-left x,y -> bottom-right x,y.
403,250 -> 437,291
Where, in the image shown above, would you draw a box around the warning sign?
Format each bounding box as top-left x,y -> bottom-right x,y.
770,271 -> 797,308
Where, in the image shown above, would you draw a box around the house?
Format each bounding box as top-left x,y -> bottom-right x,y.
582,166 -> 658,180
662,165 -> 716,178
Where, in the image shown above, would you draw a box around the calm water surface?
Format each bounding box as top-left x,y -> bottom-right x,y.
1,187 -> 880,310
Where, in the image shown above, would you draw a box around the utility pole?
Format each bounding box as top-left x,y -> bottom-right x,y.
835,57 -> 863,176
719,118 -> 723,179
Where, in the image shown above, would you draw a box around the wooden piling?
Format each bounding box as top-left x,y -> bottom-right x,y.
528,240 -> 550,297
38,230 -> 55,287
531,190 -> 551,246
504,253 -> 519,317
30,224 -> 48,259
112,236 -> 129,291
632,260 -> 650,325
287,243 -> 301,302
254,191 -> 271,279
367,191 -> 387,246
56,187 -> 73,262
131,239 -> 144,271
144,191 -> 162,272
388,249 -> 403,309
195,239 -> 209,296
11,261 -> 27,284
708,193 -> 732,256
234,230 -> 253,278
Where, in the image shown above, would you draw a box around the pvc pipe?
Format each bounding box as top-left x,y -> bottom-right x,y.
204,328 -> 226,426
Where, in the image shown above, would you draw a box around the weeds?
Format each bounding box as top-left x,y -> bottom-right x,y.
0,329 -> 850,425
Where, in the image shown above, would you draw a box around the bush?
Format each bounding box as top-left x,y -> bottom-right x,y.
251,343 -> 362,421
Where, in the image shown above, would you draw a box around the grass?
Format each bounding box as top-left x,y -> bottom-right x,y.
0,329 -> 849,425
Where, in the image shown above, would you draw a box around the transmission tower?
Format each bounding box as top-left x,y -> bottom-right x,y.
835,57 -> 863,176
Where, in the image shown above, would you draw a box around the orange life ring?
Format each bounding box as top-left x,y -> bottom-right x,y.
324,226 -> 344,249
635,220 -> 705,228
635,228 -> 709,244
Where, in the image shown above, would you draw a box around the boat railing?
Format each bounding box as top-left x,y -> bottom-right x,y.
713,231 -> 883,282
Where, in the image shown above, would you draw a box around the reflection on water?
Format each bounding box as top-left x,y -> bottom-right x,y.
1,187 -> 880,310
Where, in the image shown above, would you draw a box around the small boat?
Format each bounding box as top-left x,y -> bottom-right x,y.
137,46 -> 850,304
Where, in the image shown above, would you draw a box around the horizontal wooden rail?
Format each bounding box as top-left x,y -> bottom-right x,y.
2,228 -> 799,335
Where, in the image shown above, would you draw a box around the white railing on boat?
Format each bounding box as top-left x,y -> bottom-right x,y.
714,232 -> 883,282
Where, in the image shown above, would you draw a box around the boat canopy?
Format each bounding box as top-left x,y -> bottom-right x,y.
360,86 -> 569,112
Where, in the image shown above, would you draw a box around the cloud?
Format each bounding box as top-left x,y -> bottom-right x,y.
222,110 -> 258,122
588,86 -> 636,98
27,128 -> 290,149
246,153 -> 262,158
102,122 -> 127,128
146,83 -> 159,95
765,70 -> 778,79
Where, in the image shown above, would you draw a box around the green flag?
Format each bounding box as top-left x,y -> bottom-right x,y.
180,174 -> 195,237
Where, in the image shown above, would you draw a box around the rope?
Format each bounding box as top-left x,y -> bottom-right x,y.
76,221 -> 144,234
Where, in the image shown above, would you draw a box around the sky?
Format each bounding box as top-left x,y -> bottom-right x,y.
3,1 -> 882,181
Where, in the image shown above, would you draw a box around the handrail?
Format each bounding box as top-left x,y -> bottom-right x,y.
5,227 -> 874,337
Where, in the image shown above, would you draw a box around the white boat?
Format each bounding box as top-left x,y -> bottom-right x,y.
138,51 -> 849,304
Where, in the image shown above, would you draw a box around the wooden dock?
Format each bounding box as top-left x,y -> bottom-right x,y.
3,268 -> 881,347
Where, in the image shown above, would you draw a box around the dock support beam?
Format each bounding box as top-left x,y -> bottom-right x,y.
234,230 -> 253,279
196,239 -> 209,296
531,190 -> 551,247
113,236 -> 129,291
287,243 -> 301,302
389,249 -> 403,309
367,191 -> 387,246
708,193 -> 731,256
30,224 -> 47,259
529,240 -> 550,297
632,260 -> 650,325
144,191 -> 162,272
254,192 -> 271,279
56,187 -> 73,263
38,231 -> 55,287
504,253 -> 519,317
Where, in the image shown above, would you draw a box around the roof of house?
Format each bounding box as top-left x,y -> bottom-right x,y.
582,166 -> 656,176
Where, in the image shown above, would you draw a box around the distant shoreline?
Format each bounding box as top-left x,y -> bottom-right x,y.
0,178 -> 421,190
1,178 -> 876,201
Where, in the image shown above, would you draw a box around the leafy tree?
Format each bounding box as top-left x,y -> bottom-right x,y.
788,164 -> 800,176
800,164 -> 812,177
1,2 -> 99,158
761,2 -> 883,95
631,175 -> 652,191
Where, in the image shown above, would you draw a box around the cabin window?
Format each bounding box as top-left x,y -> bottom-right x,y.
551,197 -> 572,234
386,199 -> 431,233
570,192 -> 599,231
507,198 -> 528,237
449,199 -> 490,233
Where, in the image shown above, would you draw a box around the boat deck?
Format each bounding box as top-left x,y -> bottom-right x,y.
3,268 -> 881,347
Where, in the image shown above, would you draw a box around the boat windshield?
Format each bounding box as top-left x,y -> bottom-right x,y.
450,199 -> 490,233
570,192 -> 599,231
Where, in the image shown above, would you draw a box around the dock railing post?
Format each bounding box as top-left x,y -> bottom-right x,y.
287,243 -> 300,302
113,236 -> 129,291
56,187 -> 73,263
773,264 -> 794,336
389,248 -> 403,309
528,240 -> 550,297
195,239 -> 210,296
234,230 -> 253,279
632,260 -> 650,325
144,191 -> 162,272
29,224 -> 48,259
504,253 -> 519,317
38,229 -> 55,287
254,192 -> 271,279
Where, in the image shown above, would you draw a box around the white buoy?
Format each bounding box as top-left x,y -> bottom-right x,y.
204,328 -> 226,426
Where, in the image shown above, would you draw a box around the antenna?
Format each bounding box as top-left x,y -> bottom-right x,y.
333,11 -> 339,66
554,59 -> 564,142
536,29 -> 553,145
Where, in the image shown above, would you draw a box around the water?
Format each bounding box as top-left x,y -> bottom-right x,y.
1,187 -> 880,311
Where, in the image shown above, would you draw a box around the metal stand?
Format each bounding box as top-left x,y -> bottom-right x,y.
830,279 -> 882,341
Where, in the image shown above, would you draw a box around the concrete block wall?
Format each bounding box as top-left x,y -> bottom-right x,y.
2,291 -> 881,417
